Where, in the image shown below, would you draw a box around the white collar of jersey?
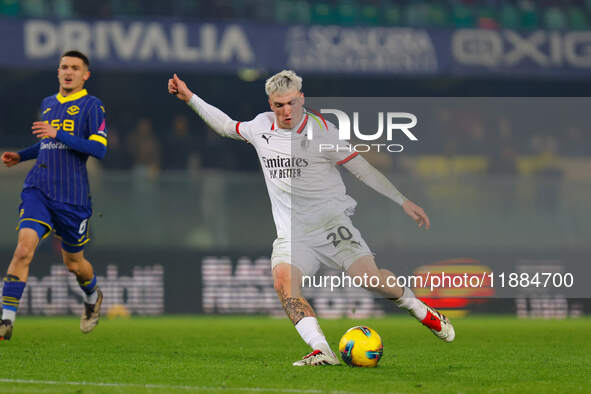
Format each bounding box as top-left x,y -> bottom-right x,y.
56,89 -> 88,104
274,110 -> 308,133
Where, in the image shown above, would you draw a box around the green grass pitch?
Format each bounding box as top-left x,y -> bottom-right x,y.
1,316 -> 589,393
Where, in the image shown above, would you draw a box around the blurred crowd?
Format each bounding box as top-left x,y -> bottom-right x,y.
94,107 -> 589,178
2,0 -> 591,30
101,113 -> 260,175
415,105 -> 588,177
0,78 -> 587,176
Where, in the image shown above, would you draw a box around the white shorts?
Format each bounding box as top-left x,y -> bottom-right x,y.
271,215 -> 373,276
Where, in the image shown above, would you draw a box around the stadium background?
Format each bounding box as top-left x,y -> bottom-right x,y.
0,0 -> 590,319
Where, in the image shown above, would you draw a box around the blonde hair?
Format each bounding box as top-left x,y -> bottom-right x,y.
265,70 -> 302,96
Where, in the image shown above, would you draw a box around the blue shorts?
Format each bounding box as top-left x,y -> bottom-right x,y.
17,187 -> 92,253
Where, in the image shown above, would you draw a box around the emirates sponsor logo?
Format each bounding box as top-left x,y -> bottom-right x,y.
261,155 -> 309,169
261,155 -> 308,179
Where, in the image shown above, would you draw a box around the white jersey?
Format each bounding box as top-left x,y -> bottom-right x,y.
231,110 -> 359,239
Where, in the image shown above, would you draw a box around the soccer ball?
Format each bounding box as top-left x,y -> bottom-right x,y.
338,326 -> 383,367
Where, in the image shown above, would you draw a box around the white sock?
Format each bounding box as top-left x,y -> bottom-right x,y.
2,309 -> 16,322
85,290 -> 98,305
394,287 -> 427,320
295,317 -> 332,354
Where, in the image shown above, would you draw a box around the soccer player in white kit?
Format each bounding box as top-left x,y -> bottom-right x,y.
168,70 -> 455,366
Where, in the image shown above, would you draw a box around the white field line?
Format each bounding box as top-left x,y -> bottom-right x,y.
0,378 -> 370,393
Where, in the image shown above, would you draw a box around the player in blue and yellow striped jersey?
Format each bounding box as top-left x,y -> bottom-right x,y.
0,51 -> 107,340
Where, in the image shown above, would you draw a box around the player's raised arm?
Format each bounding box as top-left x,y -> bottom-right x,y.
168,73 -> 238,139
342,155 -> 430,229
168,73 -> 193,102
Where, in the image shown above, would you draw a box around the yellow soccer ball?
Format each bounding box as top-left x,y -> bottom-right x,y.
338,326 -> 383,367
